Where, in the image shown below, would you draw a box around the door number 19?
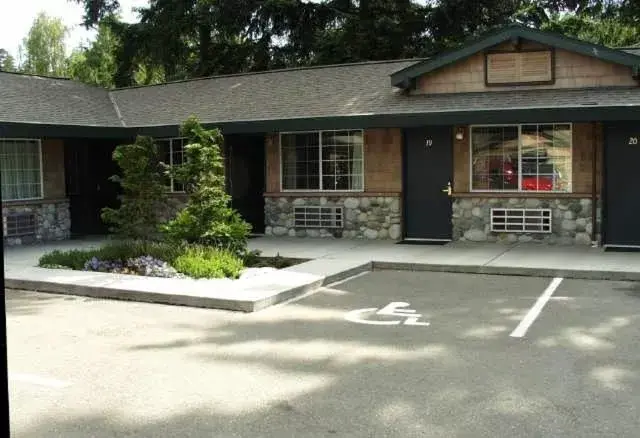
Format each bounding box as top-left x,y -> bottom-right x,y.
630,137 -> 639,145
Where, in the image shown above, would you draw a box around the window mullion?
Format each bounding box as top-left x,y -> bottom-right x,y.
38,140 -> 43,198
318,131 -> 323,191
170,139 -> 174,193
517,125 -> 522,192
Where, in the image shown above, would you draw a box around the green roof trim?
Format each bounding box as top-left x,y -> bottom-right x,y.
390,24 -> 640,88
5,104 -> 639,139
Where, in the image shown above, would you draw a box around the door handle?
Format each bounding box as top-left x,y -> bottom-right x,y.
441,181 -> 452,196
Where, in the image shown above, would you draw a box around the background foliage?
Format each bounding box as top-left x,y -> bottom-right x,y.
2,1 -> 638,84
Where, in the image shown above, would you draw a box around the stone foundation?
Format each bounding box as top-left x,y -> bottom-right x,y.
265,196 -> 402,239
452,197 -> 601,245
2,200 -> 71,246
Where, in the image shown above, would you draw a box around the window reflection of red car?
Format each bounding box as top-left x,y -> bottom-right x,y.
490,158 -> 555,191
522,176 -> 553,191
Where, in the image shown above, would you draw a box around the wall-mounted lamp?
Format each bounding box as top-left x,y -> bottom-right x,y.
455,128 -> 464,141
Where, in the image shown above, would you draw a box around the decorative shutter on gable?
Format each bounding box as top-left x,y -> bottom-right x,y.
519,51 -> 552,82
486,52 -> 518,84
486,50 -> 553,84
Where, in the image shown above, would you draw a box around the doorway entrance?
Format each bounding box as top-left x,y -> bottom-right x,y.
64,139 -> 123,236
403,126 -> 453,241
604,121 -> 640,248
225,134 -> 266,234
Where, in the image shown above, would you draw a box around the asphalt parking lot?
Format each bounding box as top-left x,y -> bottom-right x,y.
7,271 -> 640,438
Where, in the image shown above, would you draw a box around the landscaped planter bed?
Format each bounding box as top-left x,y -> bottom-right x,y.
38,240 -> 307,280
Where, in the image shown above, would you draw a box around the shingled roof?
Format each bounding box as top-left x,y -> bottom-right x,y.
109,59 -> 419,127
1,32 -> 639,133
0,71 -> 122,126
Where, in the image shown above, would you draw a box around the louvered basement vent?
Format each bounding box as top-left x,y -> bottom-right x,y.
294,206 -> 343,228
490,208 -> 552,233
6,213 -> 37,237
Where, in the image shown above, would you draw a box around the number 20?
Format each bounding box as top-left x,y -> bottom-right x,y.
630,137 -> 639,145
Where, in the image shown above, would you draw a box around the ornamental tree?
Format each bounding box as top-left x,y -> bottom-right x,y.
162,116 -> 251,255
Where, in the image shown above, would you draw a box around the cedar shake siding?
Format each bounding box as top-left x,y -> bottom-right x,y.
265,134 -> 280,193
363,129 -> 403,193
42,139 -> 66,199
416,42 -> 638,94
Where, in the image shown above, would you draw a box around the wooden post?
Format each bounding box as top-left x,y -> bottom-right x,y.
0,145 -> 10,434
591,122 -> 598,246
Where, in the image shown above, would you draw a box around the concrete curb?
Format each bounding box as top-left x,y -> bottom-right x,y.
5,270 -> 326,313
251,277 -> 325,312
8,258 -> 640,313
371,261 -> 640,281
321,262 -> 372,285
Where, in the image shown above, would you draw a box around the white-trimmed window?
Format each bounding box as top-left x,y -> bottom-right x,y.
0,139 -> 43,201
471,124 -> 572,193
157,137 -> 185,193
280,130 -> 364,191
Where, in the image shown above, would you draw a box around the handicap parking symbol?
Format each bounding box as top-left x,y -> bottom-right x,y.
344,302 -> 430,326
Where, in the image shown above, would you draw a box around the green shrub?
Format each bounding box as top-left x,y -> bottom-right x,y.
173,247 -> 243,279
38,241 -> 180,269
97,240 -> 185,263
101,136 -> 168,241
161,116 -> 251,255
38,249 -> 92,270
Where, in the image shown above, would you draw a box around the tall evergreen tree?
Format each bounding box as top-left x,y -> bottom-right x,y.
69,0 -> 640,87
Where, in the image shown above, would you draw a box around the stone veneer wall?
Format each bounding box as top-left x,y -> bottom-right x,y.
265,196 -> 402,239
452,197 -> 601,245
3,201 -> 71,246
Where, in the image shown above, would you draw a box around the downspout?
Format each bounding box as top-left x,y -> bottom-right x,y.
591,122 -> 597,246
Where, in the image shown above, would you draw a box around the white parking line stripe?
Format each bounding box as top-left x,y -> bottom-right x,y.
9,373 -> 69,388
510,277 -> 564,338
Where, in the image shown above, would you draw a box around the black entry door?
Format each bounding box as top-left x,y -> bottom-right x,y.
403,126 -> 453,240
65,139 -> 123,236
604,122 -> 640,247
225,134 -> 266,234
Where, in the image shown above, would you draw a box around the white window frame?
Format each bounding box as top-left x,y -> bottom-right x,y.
157,137 -> 186,193
0,138 -> 44,202
279,130 -> 365,192
469,123 -> 573,193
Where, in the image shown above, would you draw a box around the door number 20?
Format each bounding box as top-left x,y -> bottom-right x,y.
630,137 -> 639,145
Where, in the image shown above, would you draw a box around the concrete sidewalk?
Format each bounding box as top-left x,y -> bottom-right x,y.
8,236 -> 640,276
251,237 -> 640,280
4,236 -> 640,312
